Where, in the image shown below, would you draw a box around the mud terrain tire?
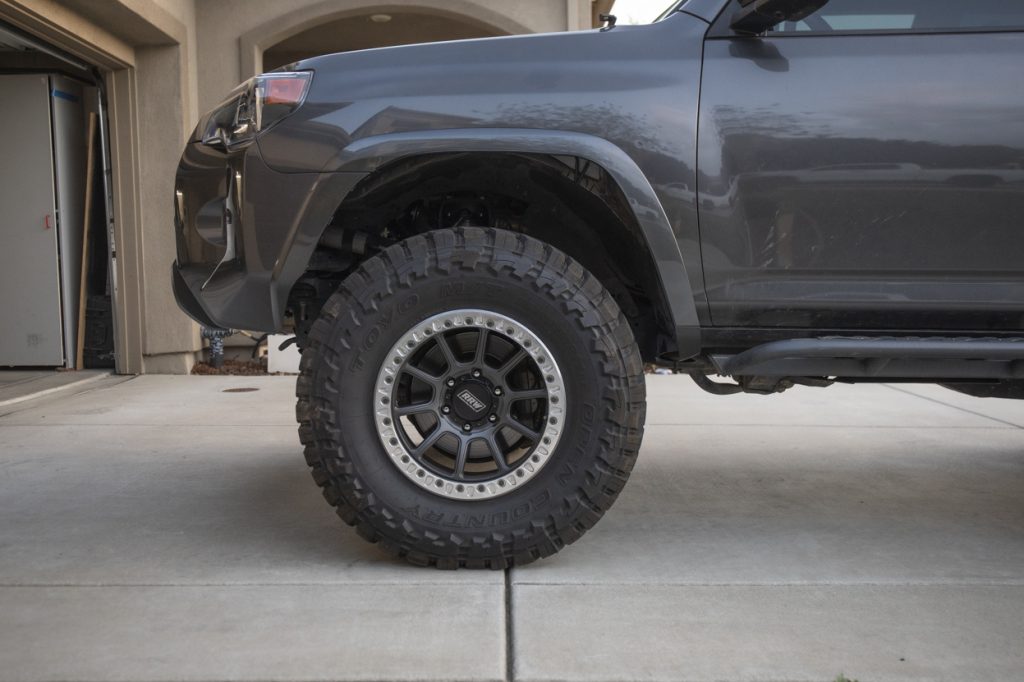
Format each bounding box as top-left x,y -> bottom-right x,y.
296,227 -> 645,568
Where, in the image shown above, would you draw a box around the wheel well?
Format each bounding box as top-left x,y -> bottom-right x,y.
287,152 -> 676,361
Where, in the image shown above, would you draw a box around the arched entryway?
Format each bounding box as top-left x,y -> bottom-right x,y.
264,9 -> 510,70
241,1 -> 531,77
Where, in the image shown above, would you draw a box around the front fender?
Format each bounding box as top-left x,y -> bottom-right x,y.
300,128 -> 701,357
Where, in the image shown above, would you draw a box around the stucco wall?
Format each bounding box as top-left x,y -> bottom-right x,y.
128,0 -> 203,372
135,43 -> 199,370
149,0 -> 199,127
194,0 -> 571,114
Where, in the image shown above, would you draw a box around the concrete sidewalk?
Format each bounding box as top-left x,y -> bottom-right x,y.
0,375 -> 1021,681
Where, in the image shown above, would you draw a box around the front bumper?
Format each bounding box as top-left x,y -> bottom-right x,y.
172,141 -> 366,331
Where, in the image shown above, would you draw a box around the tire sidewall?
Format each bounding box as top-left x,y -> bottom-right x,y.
313,265 -> 615,538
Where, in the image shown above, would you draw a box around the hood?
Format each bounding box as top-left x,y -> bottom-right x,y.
255,12 -> 708,175
291,24 -> 666,103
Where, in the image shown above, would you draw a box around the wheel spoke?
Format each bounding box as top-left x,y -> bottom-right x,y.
401,364 -> 439,386
434,334 -> 459,372
473,329 -> 489,366
498,348 -> 527,376
394,402 -> 434,417
509,387 -> 547,401
485,432 -> 510,473
453,437 -> 470,478
412,426 -> 448,457
505,418 -> 541,443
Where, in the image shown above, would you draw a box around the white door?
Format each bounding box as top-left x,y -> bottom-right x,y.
0,74 -> 64,366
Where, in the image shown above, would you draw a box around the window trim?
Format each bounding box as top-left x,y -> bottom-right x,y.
705,1 -> 1024,39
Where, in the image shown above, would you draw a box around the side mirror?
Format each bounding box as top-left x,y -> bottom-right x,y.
730,0 -> 829,35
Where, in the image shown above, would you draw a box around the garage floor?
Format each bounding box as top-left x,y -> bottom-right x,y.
0,369 -> 109,408
0,375 -> 1022,681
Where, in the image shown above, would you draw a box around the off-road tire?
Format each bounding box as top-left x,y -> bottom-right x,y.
296,227 -> 645,568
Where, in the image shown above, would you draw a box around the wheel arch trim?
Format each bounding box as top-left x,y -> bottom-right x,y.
316,128 -> 702,358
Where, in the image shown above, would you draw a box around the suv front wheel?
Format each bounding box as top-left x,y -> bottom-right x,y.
296,227 -> 645,568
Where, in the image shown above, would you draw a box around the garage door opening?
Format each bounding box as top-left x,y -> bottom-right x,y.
0,23 -> 116,371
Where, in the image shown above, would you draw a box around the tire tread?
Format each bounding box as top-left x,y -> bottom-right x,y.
295,227 -> 645,568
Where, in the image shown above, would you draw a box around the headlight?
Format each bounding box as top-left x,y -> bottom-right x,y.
200,71 -> 312,150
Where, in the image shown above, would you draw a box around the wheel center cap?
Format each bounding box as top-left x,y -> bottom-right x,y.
451,380 -> 494,422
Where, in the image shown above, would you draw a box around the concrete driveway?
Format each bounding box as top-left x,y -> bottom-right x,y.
1,374 -> 1022,681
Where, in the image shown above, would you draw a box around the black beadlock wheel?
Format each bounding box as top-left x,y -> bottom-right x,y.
296,227 -> 645,568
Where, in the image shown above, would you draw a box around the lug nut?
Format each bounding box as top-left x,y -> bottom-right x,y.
462,423 -> 472,432
471,369 -> 481,378
441,405 -> 451,414
493,387 -> 503,396
446,378 -> 455,387
488,414 -> 497,423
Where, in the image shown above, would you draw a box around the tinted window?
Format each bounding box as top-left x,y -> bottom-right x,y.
769,0 -> 1024,33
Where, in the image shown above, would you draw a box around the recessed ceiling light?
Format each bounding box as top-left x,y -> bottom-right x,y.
370,14 -> 392,23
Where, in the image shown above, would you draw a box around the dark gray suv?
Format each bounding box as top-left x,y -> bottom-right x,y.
173,0 -> 1024,567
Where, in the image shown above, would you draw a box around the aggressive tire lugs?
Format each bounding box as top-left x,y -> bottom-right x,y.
295,227 -> 645,568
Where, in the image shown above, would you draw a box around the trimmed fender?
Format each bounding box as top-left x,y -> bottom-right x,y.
291,128 -> 702,359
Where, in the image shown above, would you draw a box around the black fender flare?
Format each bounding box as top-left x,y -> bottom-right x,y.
310,128 -> 702,358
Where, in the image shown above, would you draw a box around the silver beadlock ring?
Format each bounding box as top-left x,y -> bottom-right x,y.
374,309 -> 565,501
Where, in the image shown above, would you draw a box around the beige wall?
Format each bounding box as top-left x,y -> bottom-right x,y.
135,44 -> 198,372
194,0 -> 577,113
0,0 -> 603,373
150,0 -> 199,126
128,0 -> 203,372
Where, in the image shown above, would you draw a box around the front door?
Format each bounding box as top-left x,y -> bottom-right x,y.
696,0 -> 1024,331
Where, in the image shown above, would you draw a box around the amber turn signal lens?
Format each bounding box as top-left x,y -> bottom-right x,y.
264,76 -> 310,106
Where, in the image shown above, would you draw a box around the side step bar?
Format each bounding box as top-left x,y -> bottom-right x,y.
713,337 -> 1024,380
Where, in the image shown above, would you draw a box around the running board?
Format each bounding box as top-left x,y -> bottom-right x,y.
713,337 -> 1024,380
